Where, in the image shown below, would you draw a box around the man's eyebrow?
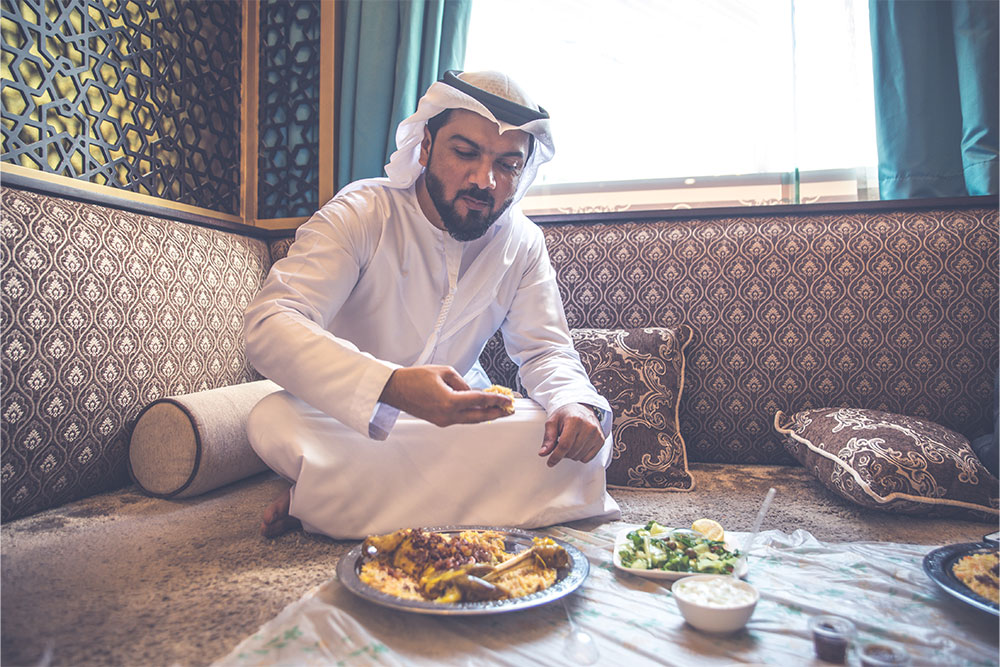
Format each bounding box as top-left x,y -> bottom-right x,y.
448,133 -> 525,160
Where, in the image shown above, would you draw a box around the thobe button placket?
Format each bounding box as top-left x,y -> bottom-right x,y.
425,242 -> 462,358
435,294 -> 453,330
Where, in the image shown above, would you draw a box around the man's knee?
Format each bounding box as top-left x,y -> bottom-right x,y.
248,390 -> 288,448
247,390 -> 306,480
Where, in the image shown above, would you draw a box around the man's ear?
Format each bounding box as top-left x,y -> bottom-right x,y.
418,127 -> 432,168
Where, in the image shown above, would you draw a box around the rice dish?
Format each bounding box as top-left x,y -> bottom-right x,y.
358,528 -> 563,603
952,551 -> 999,603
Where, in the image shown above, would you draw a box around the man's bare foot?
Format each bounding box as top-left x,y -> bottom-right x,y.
260,483 -> 302,538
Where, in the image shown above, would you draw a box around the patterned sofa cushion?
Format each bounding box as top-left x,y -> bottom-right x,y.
481,327 -> 695,490
1,188 -> 273,521
268,235 -> 294,265
573,326 -> 694,490
538,208 -> 999,464
775,407 -> 999,519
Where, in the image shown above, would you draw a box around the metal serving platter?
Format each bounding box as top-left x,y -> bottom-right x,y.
336,526 -> 589,616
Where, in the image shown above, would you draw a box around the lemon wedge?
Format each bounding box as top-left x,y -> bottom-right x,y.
691,518 -> 725,541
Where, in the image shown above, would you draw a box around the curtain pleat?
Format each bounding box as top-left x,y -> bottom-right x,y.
869,0 -> 998,198
951,0 -> 1000,196
337,0 -> 471,192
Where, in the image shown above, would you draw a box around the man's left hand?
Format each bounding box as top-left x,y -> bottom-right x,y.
539,403 -> 605,467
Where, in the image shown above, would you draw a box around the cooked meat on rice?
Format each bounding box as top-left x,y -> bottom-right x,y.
359,528 -> 566,603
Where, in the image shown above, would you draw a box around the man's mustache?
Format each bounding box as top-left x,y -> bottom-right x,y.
457,187 -> 494,206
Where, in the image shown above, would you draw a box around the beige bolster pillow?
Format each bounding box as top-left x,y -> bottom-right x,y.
129,380 -> 281,498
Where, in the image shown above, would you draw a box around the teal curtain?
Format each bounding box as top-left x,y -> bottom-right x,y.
337,0 -> 471,191
869,0 -> 998,199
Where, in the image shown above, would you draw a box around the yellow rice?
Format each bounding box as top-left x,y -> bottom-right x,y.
484,385 -> 516,414
952,551 -> 999,603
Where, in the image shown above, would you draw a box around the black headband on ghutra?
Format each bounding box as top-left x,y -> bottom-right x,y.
440,70 -> 550,126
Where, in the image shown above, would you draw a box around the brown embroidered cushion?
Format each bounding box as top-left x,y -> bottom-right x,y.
572,326 -> 694,490
775,407 -> 999,519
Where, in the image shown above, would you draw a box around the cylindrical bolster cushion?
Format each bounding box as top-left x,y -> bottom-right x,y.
129,380 -> 281,498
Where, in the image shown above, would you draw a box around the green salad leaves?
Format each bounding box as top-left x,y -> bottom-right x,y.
617,521 -> 741,574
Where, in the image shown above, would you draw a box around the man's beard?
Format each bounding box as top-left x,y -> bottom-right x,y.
424,166 -> 515,242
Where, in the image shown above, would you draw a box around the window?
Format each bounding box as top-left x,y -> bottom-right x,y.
465,0 -> 879,214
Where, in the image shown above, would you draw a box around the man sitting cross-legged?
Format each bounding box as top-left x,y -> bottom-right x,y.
244,70 -> 620,539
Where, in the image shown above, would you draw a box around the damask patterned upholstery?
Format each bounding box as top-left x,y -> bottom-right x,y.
776,407 -> 998,519
1,188 -> 273,521
5,190 -> 996,521
530,208 -> 999,465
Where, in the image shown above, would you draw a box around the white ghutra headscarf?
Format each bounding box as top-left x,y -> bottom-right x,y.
383,70 -> 555,206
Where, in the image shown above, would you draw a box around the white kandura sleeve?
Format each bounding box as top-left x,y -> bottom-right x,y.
500,233 -> 612,437
243,201 -> 400,439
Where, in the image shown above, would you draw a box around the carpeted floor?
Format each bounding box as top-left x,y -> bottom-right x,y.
1,463 -> 994,667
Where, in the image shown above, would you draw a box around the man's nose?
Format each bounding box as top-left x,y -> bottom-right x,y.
469,159 -> 496,190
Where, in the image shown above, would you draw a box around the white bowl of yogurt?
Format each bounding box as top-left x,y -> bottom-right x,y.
672,574 -> 759,633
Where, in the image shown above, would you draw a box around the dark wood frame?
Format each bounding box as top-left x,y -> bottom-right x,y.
2,171 -> 291,240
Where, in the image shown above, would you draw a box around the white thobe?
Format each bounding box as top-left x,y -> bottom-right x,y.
243,179 -> 620,537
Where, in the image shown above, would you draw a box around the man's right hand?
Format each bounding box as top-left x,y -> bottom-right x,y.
378,365 -> 515,427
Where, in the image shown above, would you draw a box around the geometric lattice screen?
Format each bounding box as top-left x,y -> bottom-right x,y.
256,0 -> 320,220
1,0 -> 242,215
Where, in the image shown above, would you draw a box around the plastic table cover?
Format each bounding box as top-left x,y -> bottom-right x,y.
215,525 -> 998,666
